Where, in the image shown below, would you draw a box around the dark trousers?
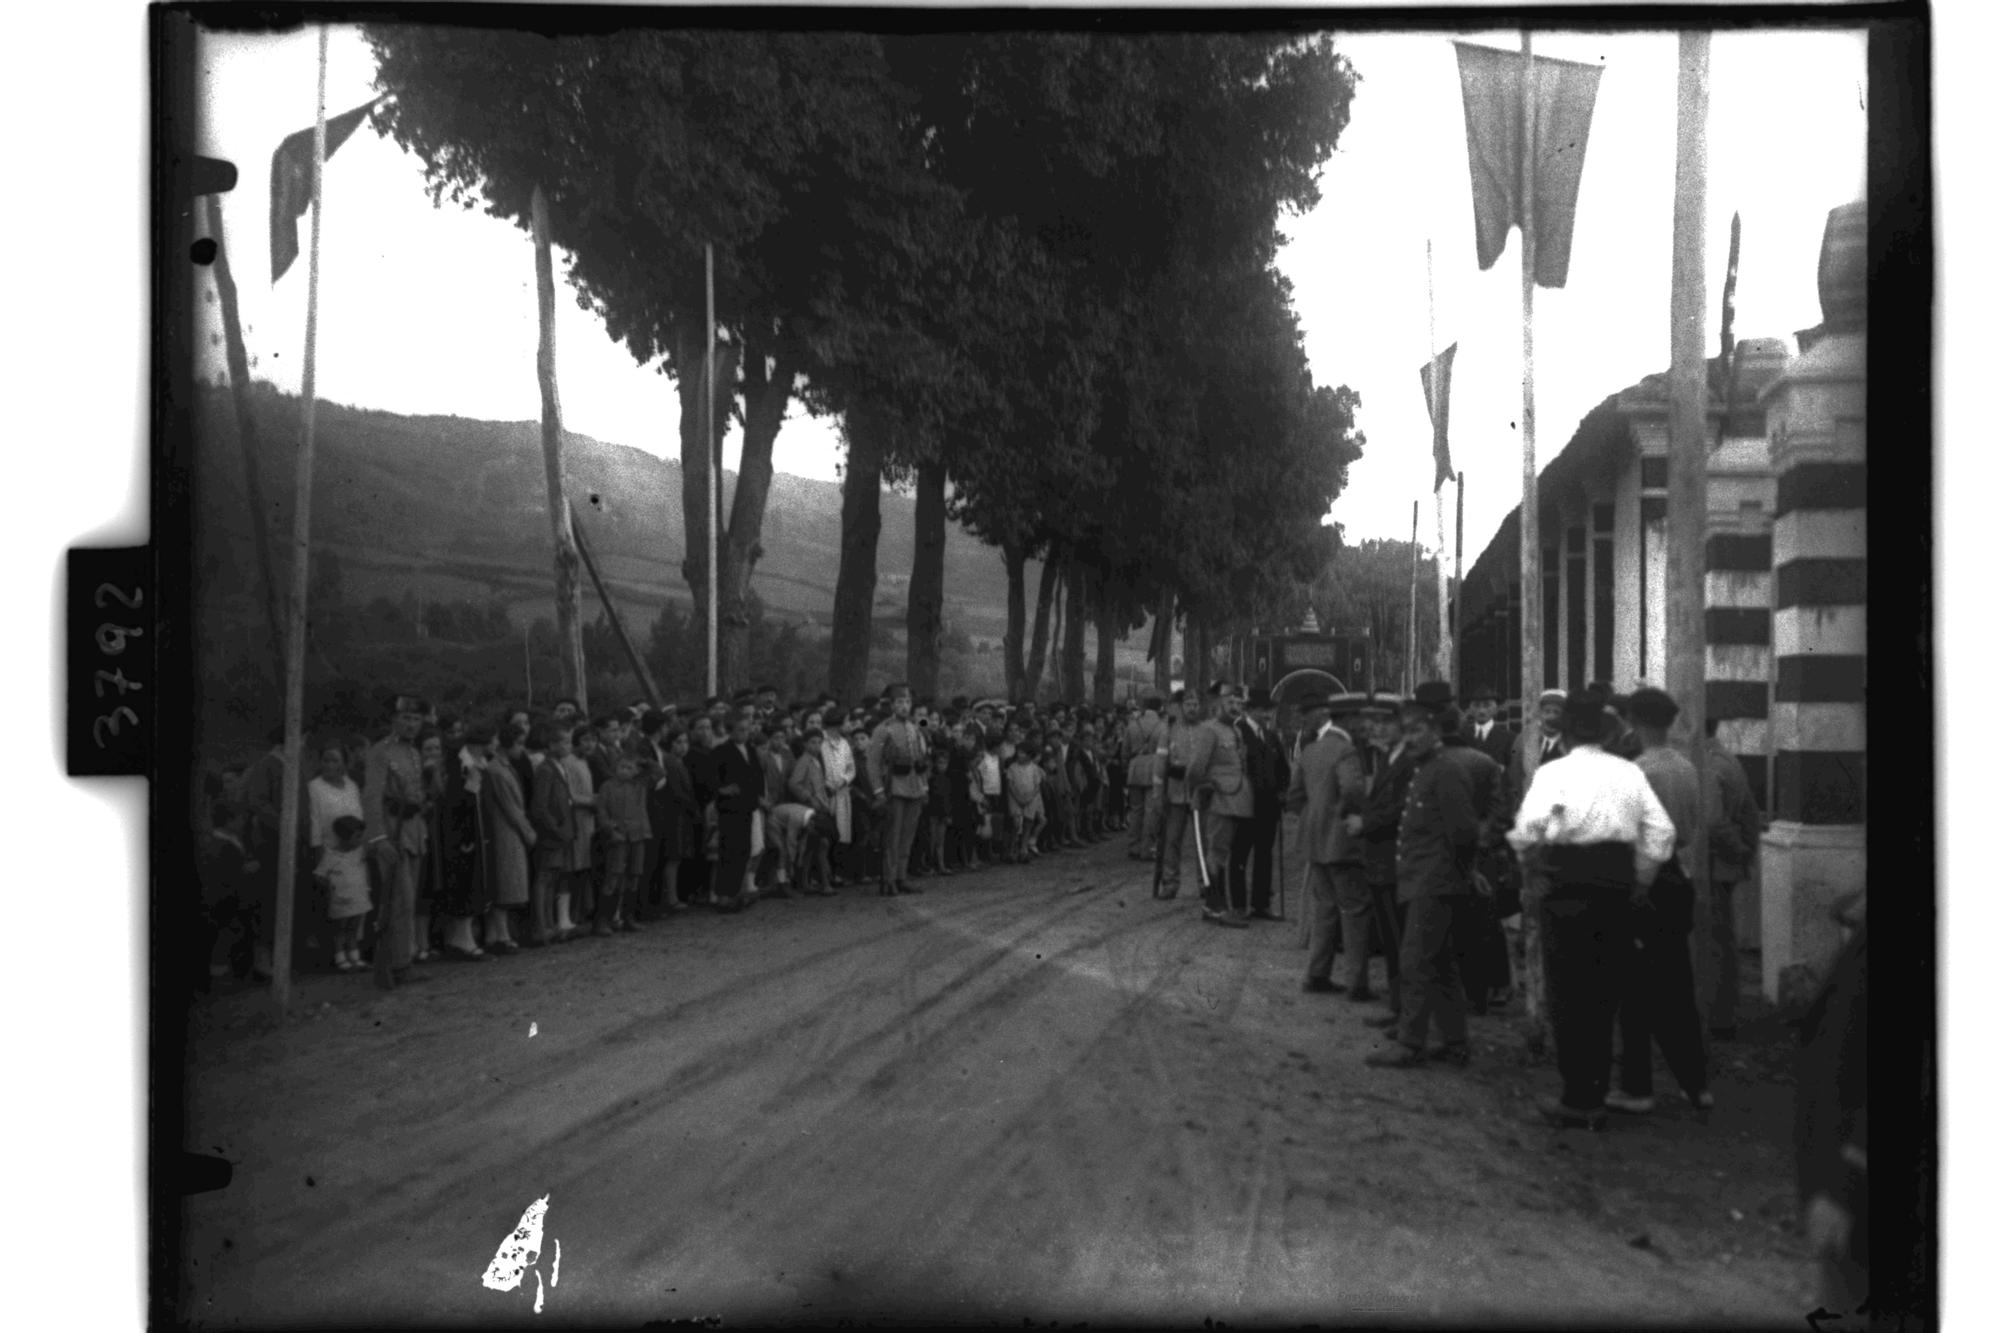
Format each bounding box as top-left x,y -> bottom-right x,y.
715,813 -> 756,904
1618,865 -> 1709,1098
1396,894 -> 1471,1050
883,795 -> 924,889
1456,892 -> 1512,1009
1201,812 -> 1242,914
1543,888 -> 1633,1111
1230,800 -> 1280,914
1367,877 -> 1404,1012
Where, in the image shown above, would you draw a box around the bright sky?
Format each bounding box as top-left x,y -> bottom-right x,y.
190,23 -> 1864,561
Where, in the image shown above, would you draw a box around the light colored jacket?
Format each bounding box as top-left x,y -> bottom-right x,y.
1185,716 -> 1253,819
1284,723 -> 1368,865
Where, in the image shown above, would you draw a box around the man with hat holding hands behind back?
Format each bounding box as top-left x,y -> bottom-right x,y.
1234,685 -> 1291,921
1288,691 -> 1371,993
1464,684 -> 1516,769
364,693 -> 431,987
1506,688 -> 1678,1127
1153,688 -> 1205,902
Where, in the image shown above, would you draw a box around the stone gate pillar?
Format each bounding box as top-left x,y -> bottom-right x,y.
1758,202 -> 1867,1004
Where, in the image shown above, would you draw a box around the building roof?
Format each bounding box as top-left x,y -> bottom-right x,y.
1457,340 -> 1790,629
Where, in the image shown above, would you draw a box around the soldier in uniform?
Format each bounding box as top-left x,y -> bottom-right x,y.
364,693 -> 431,988
1153,689 -> 1204,902
1185,681 -> 1253,928
1287,691 -> 1370,993
866,683 -> 931,897
1125,695 -> 1168,861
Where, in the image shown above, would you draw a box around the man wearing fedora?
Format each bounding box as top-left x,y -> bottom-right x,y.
1507,688 -> 1677,1128
1234,685 -> 1291,921
1463,684 -> 1516,769
1358,691 -> 1416,1022
1287,691 -> 1371,994
363,692 -> 432,987
1364,683 -> 1497,1070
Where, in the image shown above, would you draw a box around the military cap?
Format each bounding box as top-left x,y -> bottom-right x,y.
1625,686 -> 1680,728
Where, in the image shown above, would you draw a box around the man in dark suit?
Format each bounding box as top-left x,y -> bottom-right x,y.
1463,685 -> 1516,768
1286,692 -> 1369,994
1507,688 -> 1570,819
1233,686 -> 1290,920
709,713 -> 765,913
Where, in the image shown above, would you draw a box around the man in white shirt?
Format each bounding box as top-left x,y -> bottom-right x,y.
1507,689 -> 1677,1129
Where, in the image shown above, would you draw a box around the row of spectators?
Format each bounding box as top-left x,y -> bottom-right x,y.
196,685 -> 1150,981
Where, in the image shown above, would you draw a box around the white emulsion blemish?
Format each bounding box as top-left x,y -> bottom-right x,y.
534,1267 -> 545,1313
551,1237 -> 561,1287
482,1194 -> 550,1292
529,1022 -> 539,1038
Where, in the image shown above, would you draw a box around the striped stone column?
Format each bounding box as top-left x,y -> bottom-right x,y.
1758,202 -> 1866,1005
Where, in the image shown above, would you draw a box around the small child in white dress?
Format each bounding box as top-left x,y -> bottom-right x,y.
316,814 -> 373,971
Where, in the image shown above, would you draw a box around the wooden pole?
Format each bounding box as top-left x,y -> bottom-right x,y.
1666,30 -> 1713,978
524,619 -> 532,706
1517,28 -> 1550,1045
705,244 -> 718,699
271,24 -> 329,1014
204,195 -> 288,704
1405,500 -> 1420,693
570,501 -> 664,708
531,184 -> 589,716
1454,469 -> 1466,692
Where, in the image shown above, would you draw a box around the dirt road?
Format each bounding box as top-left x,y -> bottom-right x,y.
178,836 -> 1812,1325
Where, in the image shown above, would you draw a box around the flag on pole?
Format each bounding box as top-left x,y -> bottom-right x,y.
1419,343 -> 1457,491
1453,42 -> 1603,289
270,98 -> 377,282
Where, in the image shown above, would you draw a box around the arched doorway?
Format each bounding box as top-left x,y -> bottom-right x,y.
1270,668 -> 1347,752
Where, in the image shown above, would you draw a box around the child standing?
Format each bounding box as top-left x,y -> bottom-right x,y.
923,745 -> 954,876
315,814 -> 373,971
1006,743 -> 1046,863
975,730 -> 1004,868
595,751 -> 653,934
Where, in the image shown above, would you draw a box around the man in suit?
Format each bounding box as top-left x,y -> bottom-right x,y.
866,682 -> 931,897
1508,688 -> 1570,819
1286,692 -> 1370,993
1185,681 -> 1254,928
1234,686 -> 1291,921
709,713 -> 766,913
1463,685 -> 1516,768
1360,693 -> 1418,1026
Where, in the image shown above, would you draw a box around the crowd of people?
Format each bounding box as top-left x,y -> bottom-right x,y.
195,682 -> 1147,988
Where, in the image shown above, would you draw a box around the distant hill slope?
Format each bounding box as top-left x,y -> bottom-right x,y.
191,386 -> 1032,642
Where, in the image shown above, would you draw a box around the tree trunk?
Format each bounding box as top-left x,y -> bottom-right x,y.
1002,539 -> 1028,703
829,403 -> 885,705
906,457 -> 948,701
1093,573 -> 1118,706
716,343 -> 796,694
674,318 -> 741,694
1059,565 -> 1088,702
1152,587 -> 1174,695
531,185 -> 588,714
1187,613 -> 1210,695
1024,555 -> 1060,702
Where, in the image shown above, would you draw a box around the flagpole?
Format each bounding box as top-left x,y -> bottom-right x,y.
1517,28 -> 1550,1048
1427,238 -> 1453,687
1405,500 -> 1419,694
1454,469 -> 1466,692
271,23 -> 329,1014
712,244 -> 728,696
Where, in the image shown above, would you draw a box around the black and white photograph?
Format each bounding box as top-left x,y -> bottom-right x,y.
24,0 -> 1948,1327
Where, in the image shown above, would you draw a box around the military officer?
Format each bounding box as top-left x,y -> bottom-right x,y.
1185,681 -> 1253,928
866,682 -> 931,897
1125,694 -> 1168,861
1234,686 -> 1290,920
1153,688 -> 1205,902
364,692 -> 431,988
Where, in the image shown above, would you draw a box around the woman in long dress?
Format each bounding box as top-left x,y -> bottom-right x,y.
434,727 -> 495,959
818,710 -> 857,886
652,726 -> 700,911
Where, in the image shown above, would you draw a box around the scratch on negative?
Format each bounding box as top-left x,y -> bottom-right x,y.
483,1194 -> 550,1292
552,1237 -> 561,1287
530,1022 -> 539,1038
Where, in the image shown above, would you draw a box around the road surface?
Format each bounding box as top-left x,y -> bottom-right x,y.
179,835 -> 1811,1325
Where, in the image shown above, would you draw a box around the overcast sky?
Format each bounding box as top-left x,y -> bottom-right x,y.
191,23 -> 1866,562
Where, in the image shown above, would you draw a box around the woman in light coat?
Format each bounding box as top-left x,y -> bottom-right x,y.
818,710 -> 858,884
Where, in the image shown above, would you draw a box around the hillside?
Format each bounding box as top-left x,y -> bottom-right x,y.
190,385 -> 1032,644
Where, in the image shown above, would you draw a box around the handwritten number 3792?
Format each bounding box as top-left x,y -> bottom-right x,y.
91,583 -> 145,750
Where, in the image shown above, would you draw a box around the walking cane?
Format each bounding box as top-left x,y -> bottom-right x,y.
1151,792 -> 1170,899
1190,788 -> 1212,897
1276,810 -> 1287,922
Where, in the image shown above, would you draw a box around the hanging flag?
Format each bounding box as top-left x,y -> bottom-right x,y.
270,98 -> 378,283
1419,342 -> 1458,491
1453,42 -> 1604,289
